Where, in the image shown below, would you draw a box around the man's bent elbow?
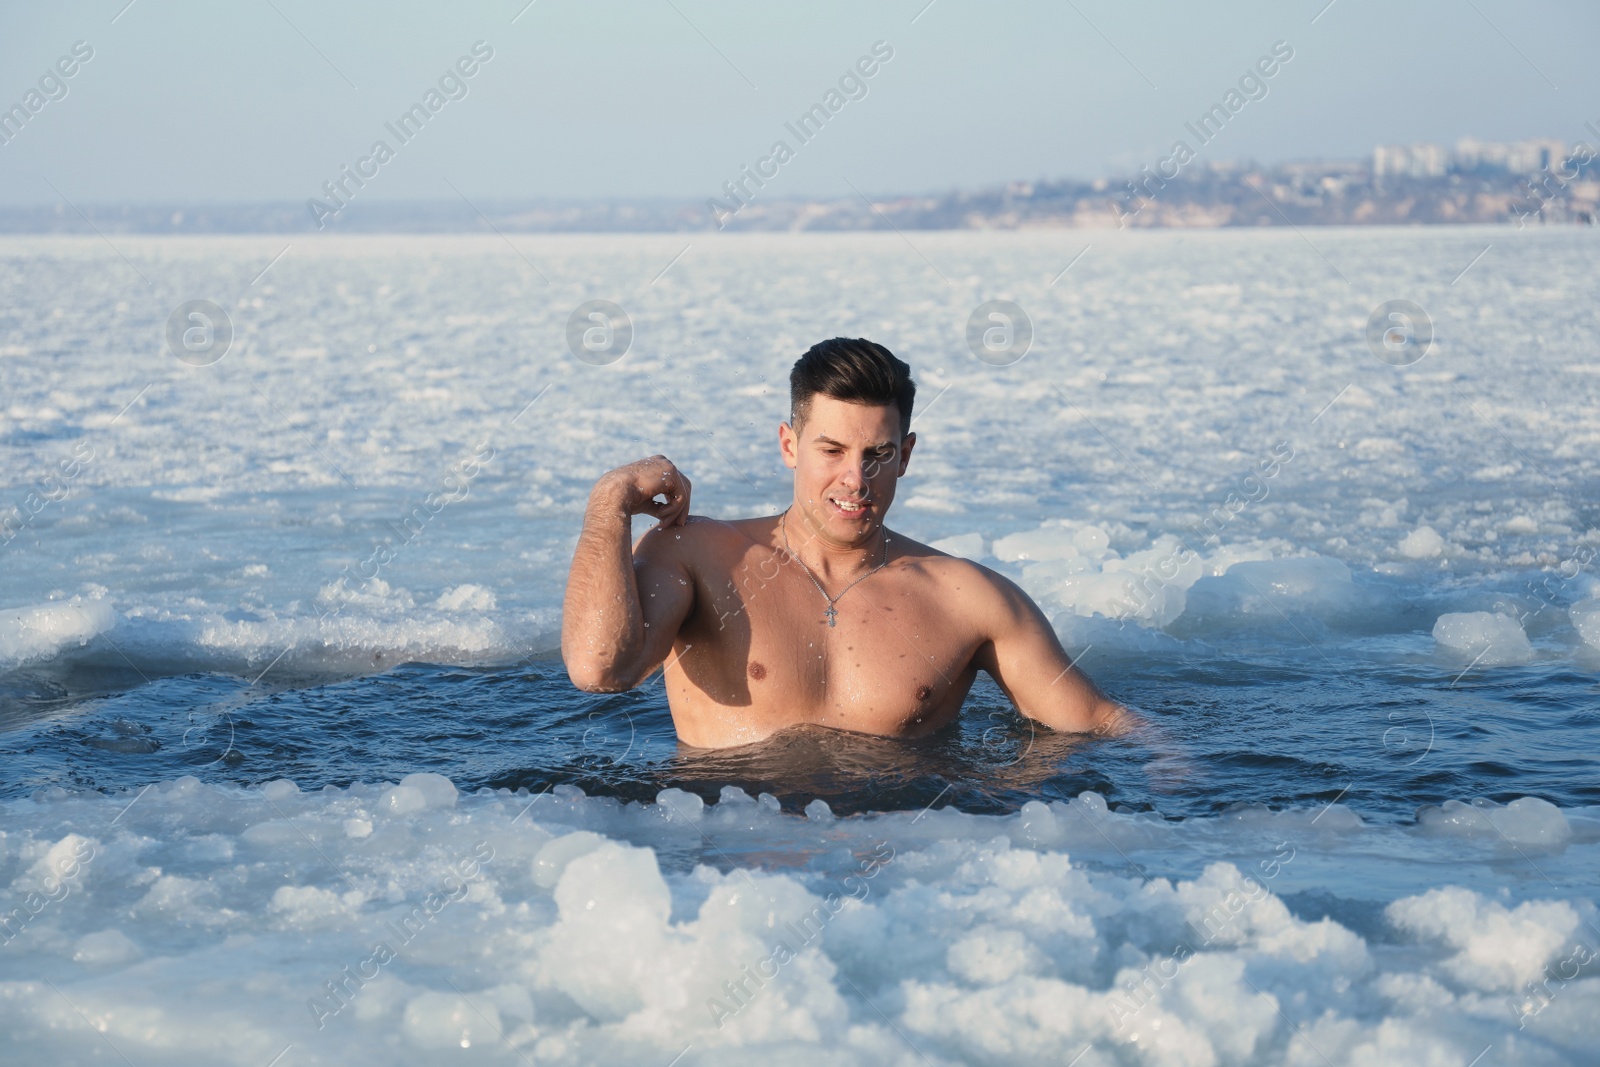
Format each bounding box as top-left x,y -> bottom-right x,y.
560,643 -> 639,693
564,661 -> 636,693
571,676 -> 631,694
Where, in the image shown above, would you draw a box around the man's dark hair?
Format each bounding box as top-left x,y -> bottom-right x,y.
789,338 -> 916,438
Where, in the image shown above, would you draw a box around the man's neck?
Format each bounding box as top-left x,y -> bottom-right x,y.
783,504 -> 887,583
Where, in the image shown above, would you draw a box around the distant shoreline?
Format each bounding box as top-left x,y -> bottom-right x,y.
1,160 -> 1594,235
0,222 -> 1574,238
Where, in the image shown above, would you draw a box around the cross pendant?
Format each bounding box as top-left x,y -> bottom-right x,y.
824,604 -> 837,627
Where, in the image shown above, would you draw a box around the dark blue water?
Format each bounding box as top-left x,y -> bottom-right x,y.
5,643 -> 1595,820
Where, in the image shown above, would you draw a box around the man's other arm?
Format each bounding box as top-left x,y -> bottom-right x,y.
561,456 -> 696,692
970,566 -> 1133,736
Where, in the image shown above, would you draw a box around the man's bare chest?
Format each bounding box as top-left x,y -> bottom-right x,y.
674,551 -> 984,738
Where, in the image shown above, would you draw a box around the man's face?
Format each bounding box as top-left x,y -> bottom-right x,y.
779,394 -> 915,547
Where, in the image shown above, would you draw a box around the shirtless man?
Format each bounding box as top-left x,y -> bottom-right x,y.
561,337 -> 1132,749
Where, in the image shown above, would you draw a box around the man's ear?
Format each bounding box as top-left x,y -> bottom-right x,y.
897,431 -> 916,475
779,421 -> 798,470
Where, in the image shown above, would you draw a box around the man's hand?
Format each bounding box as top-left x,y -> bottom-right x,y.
593,454 -> 692,529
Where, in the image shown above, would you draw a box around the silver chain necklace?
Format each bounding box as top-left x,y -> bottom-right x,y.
780,504 -> 890,627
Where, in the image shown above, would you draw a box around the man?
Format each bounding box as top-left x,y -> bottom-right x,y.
561,337 -> 1132,749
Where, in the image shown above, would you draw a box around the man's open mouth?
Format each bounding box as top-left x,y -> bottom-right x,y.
829,496 -> 870,517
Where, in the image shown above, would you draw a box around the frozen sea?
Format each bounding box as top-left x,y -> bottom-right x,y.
1,228 -> 1598,1065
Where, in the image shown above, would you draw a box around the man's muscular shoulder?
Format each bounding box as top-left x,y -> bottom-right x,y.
892,537 -> 1036,631
632,514 -> 757,574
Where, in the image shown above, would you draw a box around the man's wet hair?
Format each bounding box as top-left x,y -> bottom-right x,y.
789,337 -> 916,438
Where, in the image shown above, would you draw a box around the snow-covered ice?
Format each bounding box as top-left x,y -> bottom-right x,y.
2,779 -> 1598,1066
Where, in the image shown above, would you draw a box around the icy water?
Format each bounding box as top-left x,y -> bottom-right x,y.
2,230 -> 1598,1065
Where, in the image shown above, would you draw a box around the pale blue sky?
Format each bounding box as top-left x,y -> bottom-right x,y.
0,0 -> 1593,206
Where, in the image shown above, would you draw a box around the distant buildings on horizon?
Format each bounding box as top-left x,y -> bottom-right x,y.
1372,136 -> 1579,179
1,136 -> 1595,233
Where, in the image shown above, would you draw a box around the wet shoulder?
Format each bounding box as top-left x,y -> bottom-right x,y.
883,537 -> 1019,637
887,532 -> 1007,598
634,514 -> 771,575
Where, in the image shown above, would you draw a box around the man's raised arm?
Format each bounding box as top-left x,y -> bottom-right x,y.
972,567 -> 1135,736
561,455 -> 694,693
